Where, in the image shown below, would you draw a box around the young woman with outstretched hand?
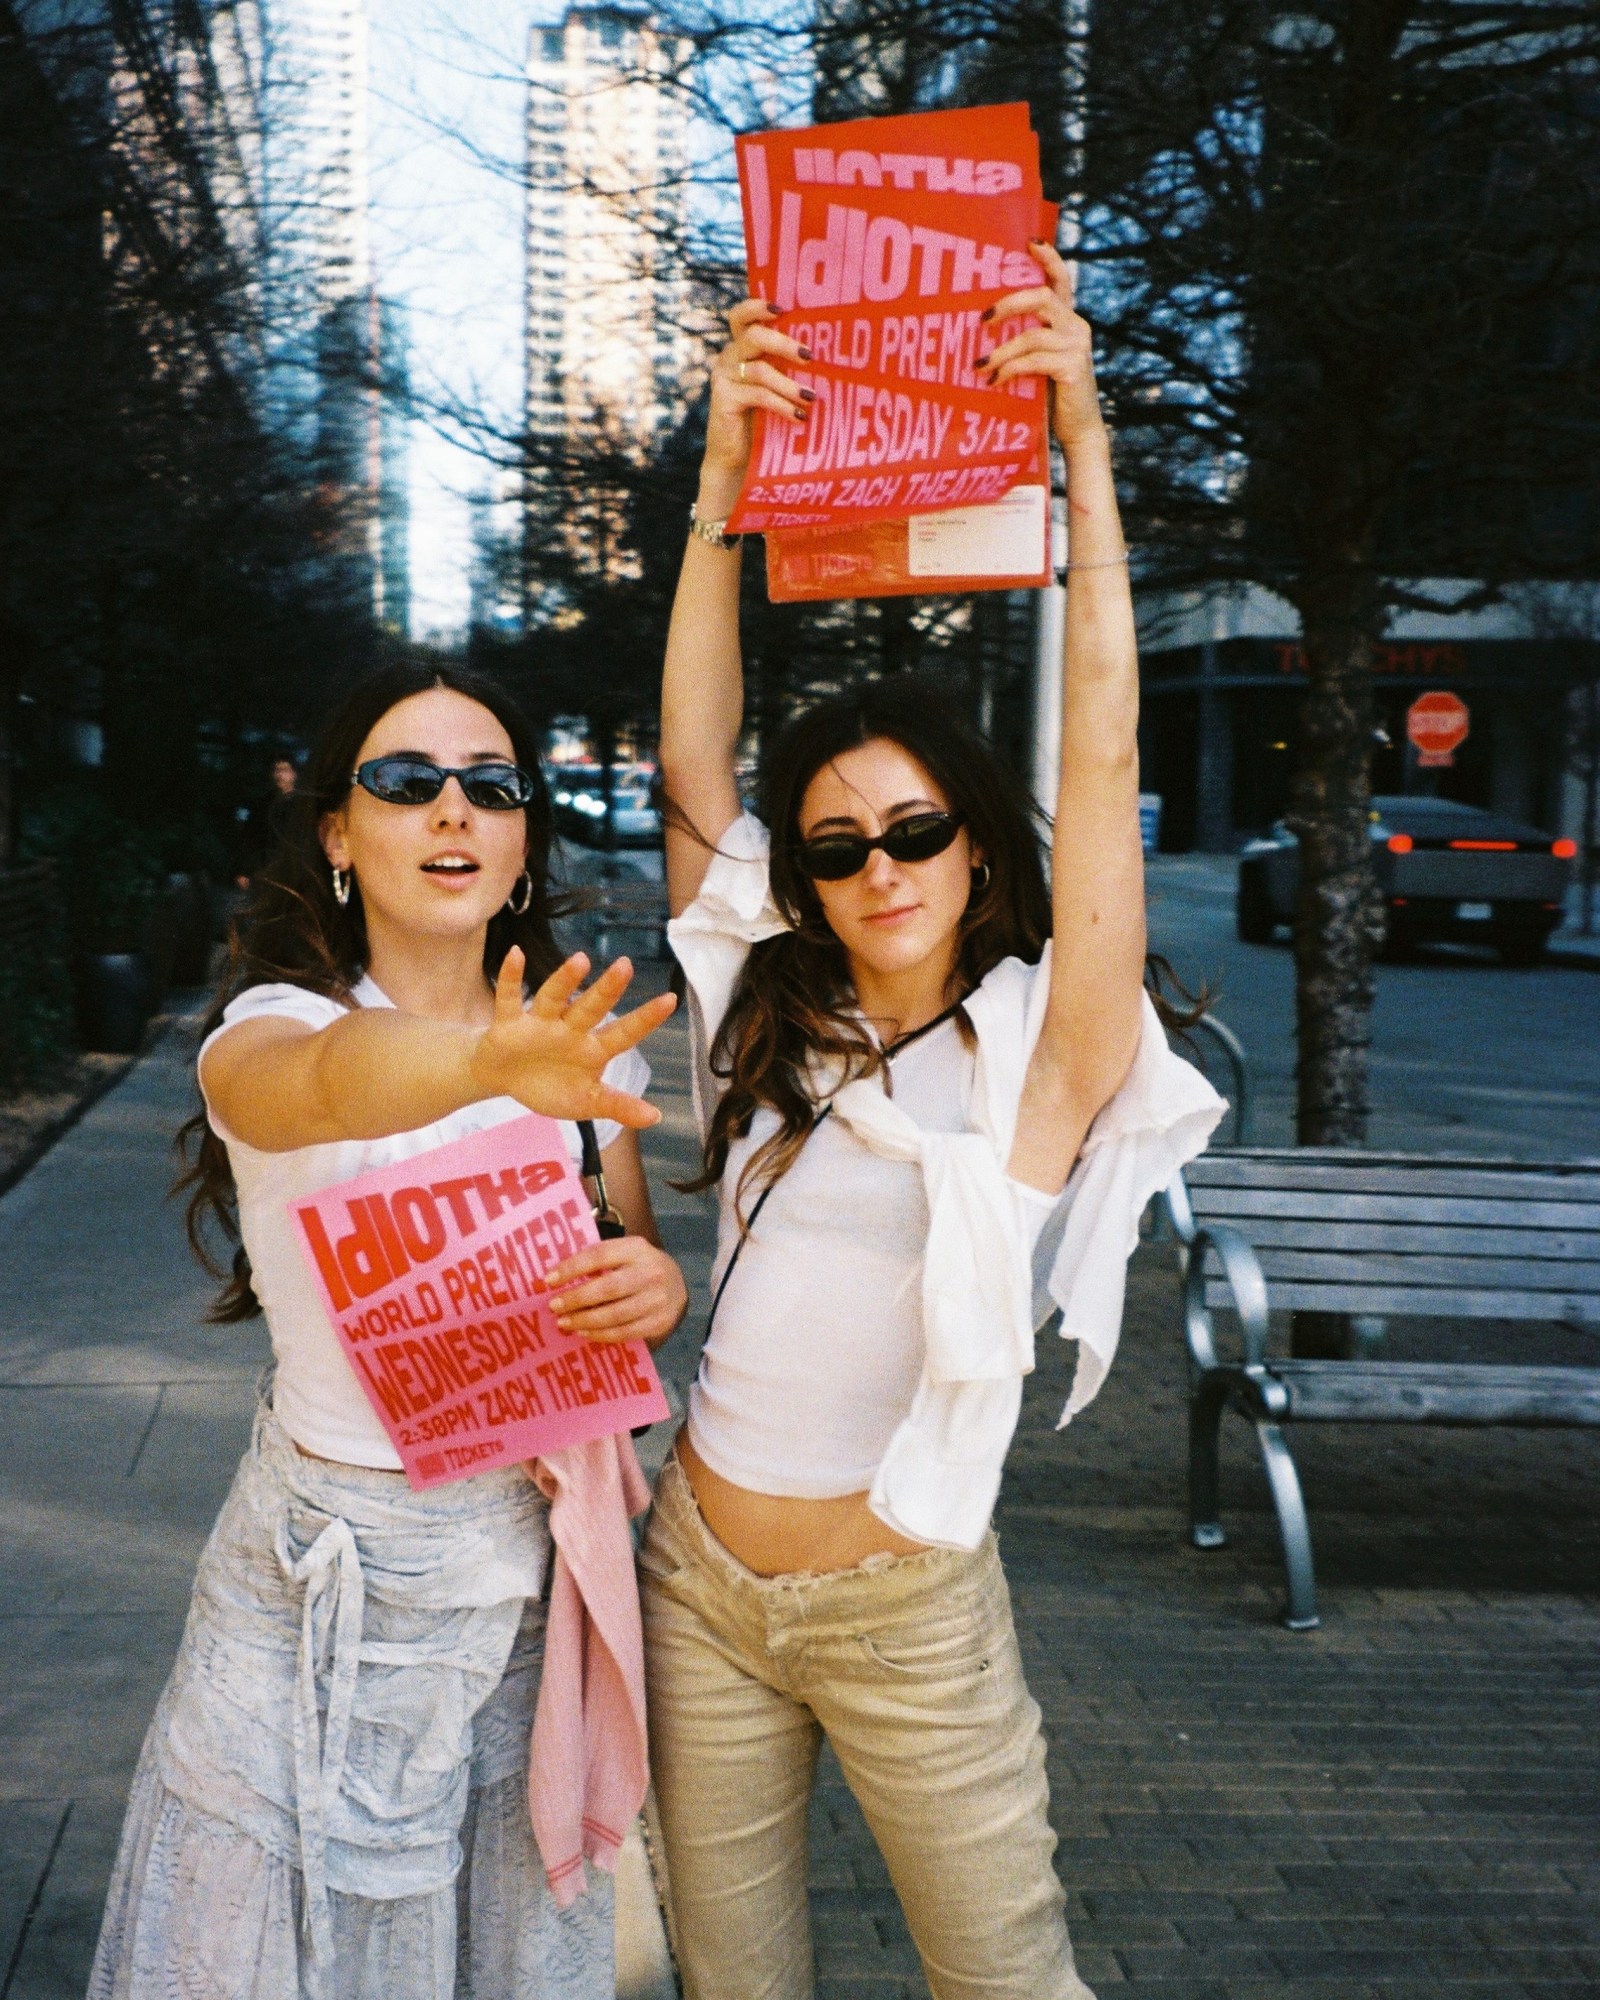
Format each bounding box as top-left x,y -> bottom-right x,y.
88,663 -> 684,2000
643,247 -> 1224,2000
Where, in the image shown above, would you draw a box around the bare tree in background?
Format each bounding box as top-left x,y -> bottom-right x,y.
0,0 -> 387,858
437,1 -> 1080,769
432,0 -> 1599,1116
1081,0 -> 1600,1143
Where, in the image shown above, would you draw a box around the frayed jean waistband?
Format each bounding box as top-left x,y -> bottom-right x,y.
649,1449 -> 999,1609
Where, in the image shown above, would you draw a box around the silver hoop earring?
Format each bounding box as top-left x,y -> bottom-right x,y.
506,870 -> 533,916
331,866 -> 351,907
971,861 -> 992,896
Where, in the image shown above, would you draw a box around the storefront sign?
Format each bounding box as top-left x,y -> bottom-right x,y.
1407,689 -> 1470,768
1274,641 -> 1470,679
290,1115 -> 668,1488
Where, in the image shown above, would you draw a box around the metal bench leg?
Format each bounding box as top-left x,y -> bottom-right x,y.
1253,1421 -> 1319,1630
1188,1377 -> 1230,1550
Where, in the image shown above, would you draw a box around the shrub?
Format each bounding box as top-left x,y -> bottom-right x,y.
0,877 -> 75,1094
19,787 -> 166,953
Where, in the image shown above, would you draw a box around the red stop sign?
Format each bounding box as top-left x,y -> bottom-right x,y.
1407,690 -> 1469,767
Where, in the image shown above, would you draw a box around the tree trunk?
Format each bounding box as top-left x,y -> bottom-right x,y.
877,596 -> 918,675
1287,571 -> 1386,1360
1288,570 -> 1386,1147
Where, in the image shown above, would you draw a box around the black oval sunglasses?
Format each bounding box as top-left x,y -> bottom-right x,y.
794,810 -> 964,882
352,755 -> 538,811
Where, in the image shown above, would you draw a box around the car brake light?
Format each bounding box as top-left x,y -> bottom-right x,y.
1448,839 -> 1517,851
1386,834 -> 1413,854
1552,838 -> 1578,859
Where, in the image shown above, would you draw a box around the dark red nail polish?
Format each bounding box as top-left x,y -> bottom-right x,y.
791,407 -> 806,420
797,345 -> 813,361
976,351 -> 993,366
980,306 -> 995,322
799,387 -> 816,402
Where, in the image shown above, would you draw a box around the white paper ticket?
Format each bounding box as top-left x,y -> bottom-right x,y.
906,483 -> 1048,578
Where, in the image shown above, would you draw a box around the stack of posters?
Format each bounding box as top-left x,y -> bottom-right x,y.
727,102 -> 1059,602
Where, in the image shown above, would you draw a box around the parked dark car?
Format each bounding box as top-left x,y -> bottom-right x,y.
549,764 -> 662,851
1237,796 -> 1576,964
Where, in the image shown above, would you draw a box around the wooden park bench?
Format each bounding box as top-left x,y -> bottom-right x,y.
1163,1150 -> 1600,1628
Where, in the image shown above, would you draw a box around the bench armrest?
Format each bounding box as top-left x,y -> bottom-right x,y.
1161,1170 -> 1197,1246
1184,1222 -> 1271,1374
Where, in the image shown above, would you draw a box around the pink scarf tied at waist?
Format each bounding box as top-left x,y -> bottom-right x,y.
524,1432 -> 652,1908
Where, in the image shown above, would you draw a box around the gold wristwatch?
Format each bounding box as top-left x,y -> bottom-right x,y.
688,505 -> 743,551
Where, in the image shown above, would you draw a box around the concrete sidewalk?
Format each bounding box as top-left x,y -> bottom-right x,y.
0,1012 -> 266,1997
3,997 -> 1598,1999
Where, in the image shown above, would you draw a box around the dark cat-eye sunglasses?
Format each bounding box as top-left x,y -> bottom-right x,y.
793,810 -> 964,882
352,755 -> 537,811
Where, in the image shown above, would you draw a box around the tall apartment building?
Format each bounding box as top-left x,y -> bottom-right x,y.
264,0 -> 408,634
263,0 -> 370,311
522,2 -> 690,602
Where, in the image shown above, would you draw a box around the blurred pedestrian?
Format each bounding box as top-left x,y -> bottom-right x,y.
234,753 -> 300,887
644,258 -> 1225,2000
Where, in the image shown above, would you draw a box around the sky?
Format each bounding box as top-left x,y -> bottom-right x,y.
362,2 -> 803,644
367,0 -> 533,643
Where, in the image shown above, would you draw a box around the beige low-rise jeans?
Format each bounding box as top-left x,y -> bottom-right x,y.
640,1455 -> 1094,2000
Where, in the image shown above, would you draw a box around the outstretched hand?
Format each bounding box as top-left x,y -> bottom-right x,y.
977,240 -> 1105,454
469,948 -> 675,1129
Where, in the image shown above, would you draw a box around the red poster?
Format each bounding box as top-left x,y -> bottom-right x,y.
728,104 -> 1052,539
289,1114 -> 669,1488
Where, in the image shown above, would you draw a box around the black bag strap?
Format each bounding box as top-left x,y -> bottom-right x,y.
702,997 -> 965,1340
575,1118 -> 648,1436
576,1118 -> 627,1240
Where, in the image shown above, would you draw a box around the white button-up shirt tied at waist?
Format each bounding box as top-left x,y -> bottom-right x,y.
668,812 -> 1226,1552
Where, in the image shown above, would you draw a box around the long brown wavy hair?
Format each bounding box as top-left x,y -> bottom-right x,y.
176,662 -> 573,1322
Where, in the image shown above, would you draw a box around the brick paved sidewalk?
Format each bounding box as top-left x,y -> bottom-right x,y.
790,1256 -> 1600,2000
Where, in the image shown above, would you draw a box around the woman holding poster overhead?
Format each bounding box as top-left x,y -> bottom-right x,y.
88,663 -> 685,2000
646,249 -> 1224,2000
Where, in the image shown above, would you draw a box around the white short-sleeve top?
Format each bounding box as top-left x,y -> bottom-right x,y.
667,812 -> 1225,1550
198,974 -> 649,1468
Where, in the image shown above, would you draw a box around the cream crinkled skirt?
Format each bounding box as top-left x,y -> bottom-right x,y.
88,1397 -> 613,2000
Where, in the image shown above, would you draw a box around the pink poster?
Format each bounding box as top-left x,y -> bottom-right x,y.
289,1114 -> 669,1489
